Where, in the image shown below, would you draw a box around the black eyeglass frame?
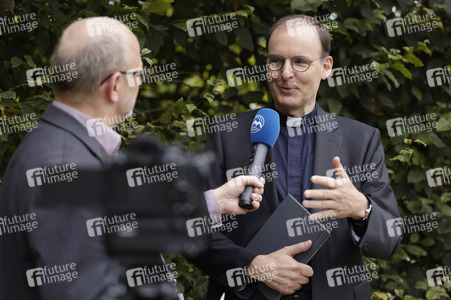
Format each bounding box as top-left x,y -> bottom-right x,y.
266,55 -> 326,73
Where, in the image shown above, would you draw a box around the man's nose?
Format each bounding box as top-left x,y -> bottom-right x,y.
280,59 -> 294,80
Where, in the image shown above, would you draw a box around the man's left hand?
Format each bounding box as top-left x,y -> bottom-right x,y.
302,156 -> 368,220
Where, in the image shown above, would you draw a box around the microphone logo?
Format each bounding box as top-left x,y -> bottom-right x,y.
251,115 -> 265,133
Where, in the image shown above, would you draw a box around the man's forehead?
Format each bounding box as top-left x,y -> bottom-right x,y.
268,24 -> 321,50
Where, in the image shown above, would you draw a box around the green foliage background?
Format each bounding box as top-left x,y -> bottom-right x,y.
1,0 -> 450,299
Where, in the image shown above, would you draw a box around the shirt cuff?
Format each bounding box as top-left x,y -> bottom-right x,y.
204,190 -> 222,228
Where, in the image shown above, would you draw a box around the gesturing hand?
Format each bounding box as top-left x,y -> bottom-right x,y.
302,156 -> 369,220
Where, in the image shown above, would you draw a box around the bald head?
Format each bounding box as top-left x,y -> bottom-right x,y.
52,17 -> 140,101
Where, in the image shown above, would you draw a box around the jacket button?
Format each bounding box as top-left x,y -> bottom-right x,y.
363,243 -> 371,252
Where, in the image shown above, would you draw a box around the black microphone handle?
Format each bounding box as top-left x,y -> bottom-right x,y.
239,143 -> 269,209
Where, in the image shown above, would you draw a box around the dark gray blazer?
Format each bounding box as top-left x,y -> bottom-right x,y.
193,106 -> 401,300
0,104 -> 118,300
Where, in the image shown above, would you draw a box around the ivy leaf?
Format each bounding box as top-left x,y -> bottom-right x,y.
0,90 -> 16,100
404,52 -> 423,67
160,108 -> 172,124
172,98 -> 185,116
411,86 -> 422,101
24,55 -> 37,68
417,41 -> 432,55
436,112 -> 451,132
236,27 -> 254,52
407,168 -> 425,183
185,104 -> 196,114
418,132 -> 445,148
140,0 -> 172,14
391,61 -> 412,79
11,57 -> 22,68
436,202 -> 451,217
134,13 -> 149,30
405,245 -> 427,256
141,48 -> 152,56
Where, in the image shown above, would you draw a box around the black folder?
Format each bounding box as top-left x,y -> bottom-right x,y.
245,193 -> 331,299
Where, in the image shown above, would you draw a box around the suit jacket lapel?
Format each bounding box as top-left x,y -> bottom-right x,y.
265,148 -> 279,213
40,104 -> 110,164
311,107 -> 343,214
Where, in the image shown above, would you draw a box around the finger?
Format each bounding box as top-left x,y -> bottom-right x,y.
310,175 -> 336,188
304,189 -> 333,199
284,240 -> 312,256
332,156 -> 349,179
253,186 -> 264,196
259,177 -> 266,185
251,192 -> 262,202
241,175 -> 264,188
299,264 -> 314,278
308,210 -> 337,221
302,200 -> 337,210
251,200 -> 260,210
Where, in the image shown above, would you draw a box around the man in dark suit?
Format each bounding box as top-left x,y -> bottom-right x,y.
0,17 -> 265,299
193,15 -> 402,299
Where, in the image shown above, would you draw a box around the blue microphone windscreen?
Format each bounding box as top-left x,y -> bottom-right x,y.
250,108 -> 280,148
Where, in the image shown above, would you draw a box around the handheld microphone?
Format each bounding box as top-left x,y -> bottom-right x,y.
239,108 -> 280,209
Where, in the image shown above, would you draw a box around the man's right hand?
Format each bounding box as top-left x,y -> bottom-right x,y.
246,240 -> 313,295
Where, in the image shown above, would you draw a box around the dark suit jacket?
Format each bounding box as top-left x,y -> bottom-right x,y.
193,106 -> 401,300
0,105 -> 118,299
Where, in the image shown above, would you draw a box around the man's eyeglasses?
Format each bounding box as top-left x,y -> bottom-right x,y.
99,70 -> 144,86
266,55 -> 325,72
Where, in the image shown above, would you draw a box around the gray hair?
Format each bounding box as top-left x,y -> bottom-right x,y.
51,17 -> 131,100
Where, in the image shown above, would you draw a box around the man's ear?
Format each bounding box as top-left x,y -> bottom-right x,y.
321,56 -> 333,80
105,72 -> 122,103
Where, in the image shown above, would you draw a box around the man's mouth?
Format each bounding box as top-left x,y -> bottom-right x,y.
277,85 -> 297,93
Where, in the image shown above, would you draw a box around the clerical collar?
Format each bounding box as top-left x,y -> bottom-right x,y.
273,105 -> 318,128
